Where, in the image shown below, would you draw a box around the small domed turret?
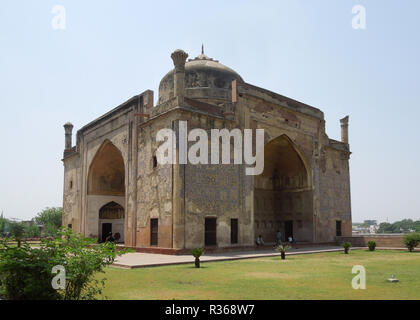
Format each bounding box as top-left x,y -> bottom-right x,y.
158,47 -> 244,104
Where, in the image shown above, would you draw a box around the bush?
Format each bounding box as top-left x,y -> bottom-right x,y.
403,233 -> 420,252
367,240 -> 376,251
0,240 -> 62,300
275,244 -> 291,260
342,242 -> 352,254
0,228 -> 132,300
190,248 -> 204,268
43,222 -> 59,237
25,224 -> 41,238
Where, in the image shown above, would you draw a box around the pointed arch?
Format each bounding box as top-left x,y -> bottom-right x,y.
99,201 -> 125,219
260,134 -> 310,189
88,140 -> 125,196
254,134 -> 314,243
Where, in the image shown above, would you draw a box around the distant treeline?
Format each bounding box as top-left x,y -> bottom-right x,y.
0,207 -> 62,239
377,219 -> 420,234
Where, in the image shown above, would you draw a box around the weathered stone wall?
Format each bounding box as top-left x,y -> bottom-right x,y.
135,113 -> 176,248
317,145 -> 352,241
338,235 -> 404,248
62,154 -> 81,231
176,111 -> 252,248
185,163 -> 248,247
235,86 -> 323,244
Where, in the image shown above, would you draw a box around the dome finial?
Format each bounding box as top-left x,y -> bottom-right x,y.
201,44 -> 204,55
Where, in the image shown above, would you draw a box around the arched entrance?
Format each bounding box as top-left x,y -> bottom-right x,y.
87,140 -> 125,243
254,135 -> 313,243
98,201 -> 125,243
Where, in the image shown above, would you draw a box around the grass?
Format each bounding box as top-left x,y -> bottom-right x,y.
0,241 -> 41,248
101,250 -> 420,300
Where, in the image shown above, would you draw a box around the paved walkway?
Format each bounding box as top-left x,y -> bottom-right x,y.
112,246 -> 347,269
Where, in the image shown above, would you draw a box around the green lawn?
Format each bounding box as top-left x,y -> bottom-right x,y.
101,250 -> 420,300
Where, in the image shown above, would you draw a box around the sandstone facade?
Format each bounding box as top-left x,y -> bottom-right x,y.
62,49 -> 352,249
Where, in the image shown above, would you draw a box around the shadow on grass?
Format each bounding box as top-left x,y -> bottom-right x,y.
270,257 -> 293,261
185,265 -> 210,269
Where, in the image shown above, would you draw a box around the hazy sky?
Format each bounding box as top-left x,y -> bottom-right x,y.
0,0 -> 419,223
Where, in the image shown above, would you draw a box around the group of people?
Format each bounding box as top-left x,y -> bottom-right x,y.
105,232 -> 121,243
255,230 -> 296,246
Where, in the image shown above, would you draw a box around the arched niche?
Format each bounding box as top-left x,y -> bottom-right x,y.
254,134 -> 313,243
98,201 -> 125,243
88,140 -> 125,196
99,201 -> 125,219
256,134 -> 310,190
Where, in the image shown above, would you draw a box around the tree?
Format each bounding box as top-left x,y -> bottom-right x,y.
24,224 -> 41,238
377,222 -> 392,233
34,207 -> 62,236
8,221 -> 25,247
0,213 -> 6,235
377,219 -> 420,233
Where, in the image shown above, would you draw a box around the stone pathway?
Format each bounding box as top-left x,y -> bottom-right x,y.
112,245 -> 350,269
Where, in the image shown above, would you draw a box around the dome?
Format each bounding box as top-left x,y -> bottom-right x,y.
158,49 -> 244,104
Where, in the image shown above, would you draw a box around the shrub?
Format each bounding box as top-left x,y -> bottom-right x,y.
275,244 -> 291,260
367,240 -> 376,251
43,222 -> 60,237
403,233 -> 420,252
342,242 -> 352,254
0,228 -> 132,300
0,241 -> 61,300
8,221 -> 25,247
25,224 -> 41,238
190,248 -> 204,268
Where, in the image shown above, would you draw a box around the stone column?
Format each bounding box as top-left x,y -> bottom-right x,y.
64,122 -> 74,149
170,49 -> 188,104
340,116 -> 349,144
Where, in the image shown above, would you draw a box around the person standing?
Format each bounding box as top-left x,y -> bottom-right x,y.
276,230 -> 282,245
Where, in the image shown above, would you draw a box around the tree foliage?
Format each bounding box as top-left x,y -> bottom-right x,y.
0,213 -> 6,235
377,219 -> 420,234
24,224 -> 41,238
403,233 -> 420,252
0,228 -> 131,300
8,221 -> 26,247
35,207 -> 62,229
34,207 -> 62,237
